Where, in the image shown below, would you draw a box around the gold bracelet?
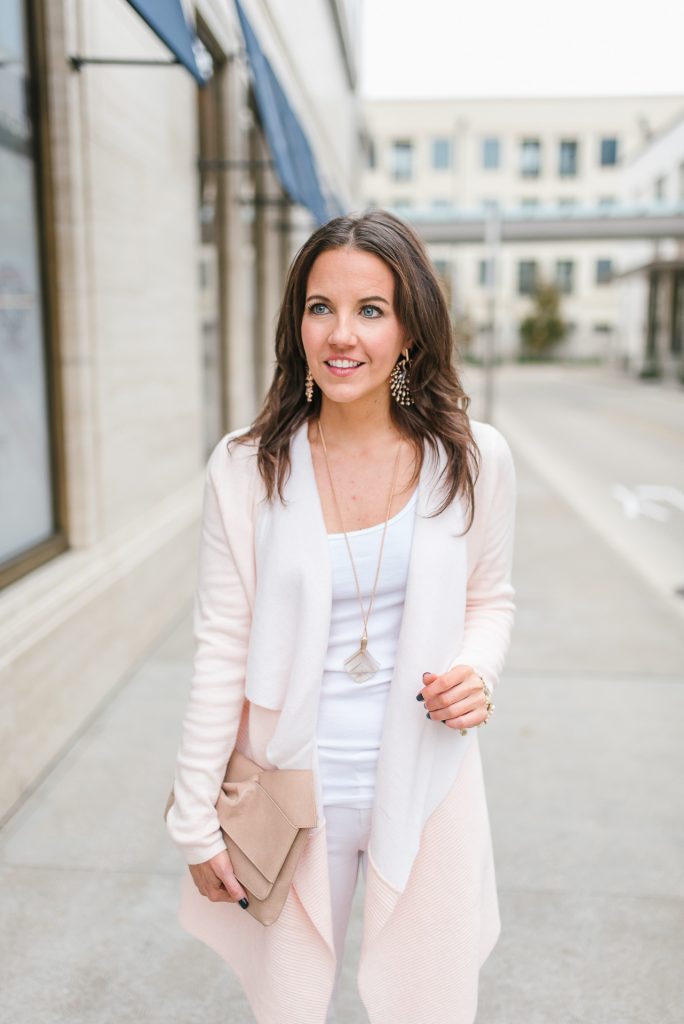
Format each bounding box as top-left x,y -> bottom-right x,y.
460,672 -> 495,735
475,672 -> 495,727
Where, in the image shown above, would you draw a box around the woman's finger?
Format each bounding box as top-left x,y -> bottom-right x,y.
442,707 -> 488,730
425,685 -> 485,721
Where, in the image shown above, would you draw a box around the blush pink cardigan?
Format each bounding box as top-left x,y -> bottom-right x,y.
166,416 -> 517,1023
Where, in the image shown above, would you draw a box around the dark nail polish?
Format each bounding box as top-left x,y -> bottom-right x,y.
425,711 -> 431,719
239,897 -> 249,909
416,693 -> 424,701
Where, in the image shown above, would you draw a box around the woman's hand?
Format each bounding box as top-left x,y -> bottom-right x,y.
418,665 -> 490,730
189,849 -> 250,908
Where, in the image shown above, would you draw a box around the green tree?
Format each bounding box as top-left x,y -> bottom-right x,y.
519,279 -> 566,357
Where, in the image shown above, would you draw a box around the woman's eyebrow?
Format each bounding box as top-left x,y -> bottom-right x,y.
305,293 -> 390,305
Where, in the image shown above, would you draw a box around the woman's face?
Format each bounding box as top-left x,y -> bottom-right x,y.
301,246 -> 410,409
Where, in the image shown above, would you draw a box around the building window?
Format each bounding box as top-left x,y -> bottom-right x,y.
679,161 -> 684,201
478,259 -> 493,287
600,137 -> 618,166
432,138 -> 452,170
520,197 -> 539,208
593,322 -> 614,334
482,137 -> 500,169
1,0 -> 63,582
481,198 -> 500,213
556,260 -> 575,294
559,140 -> 578,177
558,197 -> 577,207
392,198 -> 413,212
432,258 -> 452,303
596,259 -> 613,284
390,140 -> 413,181
520,139 -> 541,177
654,176 -> 667,201
518,260 -> 538,295
598,196 -> 617,207
366,137 -> 376,170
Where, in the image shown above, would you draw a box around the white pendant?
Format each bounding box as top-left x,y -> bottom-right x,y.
344,641 -> 380,683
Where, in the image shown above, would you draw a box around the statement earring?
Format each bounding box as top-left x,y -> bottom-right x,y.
389,347 -> 414,406
305,364 -> 314,403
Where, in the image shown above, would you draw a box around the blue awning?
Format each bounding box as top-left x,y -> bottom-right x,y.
126,0 -> 210,86
234,0 -> 333,225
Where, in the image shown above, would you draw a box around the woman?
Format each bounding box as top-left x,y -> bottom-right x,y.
165,209 -> 517,1024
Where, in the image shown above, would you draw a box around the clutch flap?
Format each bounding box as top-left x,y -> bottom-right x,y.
217,780 -> 297,887
225,750 -> 317,829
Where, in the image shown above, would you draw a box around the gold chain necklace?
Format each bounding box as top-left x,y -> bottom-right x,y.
317,419 -> 403,683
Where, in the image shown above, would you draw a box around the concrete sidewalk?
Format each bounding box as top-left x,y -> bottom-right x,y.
2,375 -> 683,1023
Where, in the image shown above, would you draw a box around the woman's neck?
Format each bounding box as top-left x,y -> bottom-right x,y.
311,396 -> 402,449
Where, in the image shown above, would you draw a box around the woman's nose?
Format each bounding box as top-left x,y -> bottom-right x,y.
328,315 -> 357,344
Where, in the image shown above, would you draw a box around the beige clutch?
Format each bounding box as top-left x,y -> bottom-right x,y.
164,748 -> 318,926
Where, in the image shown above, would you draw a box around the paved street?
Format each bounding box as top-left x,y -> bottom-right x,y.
473,361 -> 684,622
1,363 -> 683,1024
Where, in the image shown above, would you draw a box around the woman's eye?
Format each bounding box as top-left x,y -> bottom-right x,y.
308,302 -> 329,315
361,305 -> 382,318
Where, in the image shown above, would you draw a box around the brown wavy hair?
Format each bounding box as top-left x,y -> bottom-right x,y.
228,209 -> 480,531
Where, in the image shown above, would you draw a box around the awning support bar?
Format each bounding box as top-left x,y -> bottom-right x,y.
198,159 -> 275,171
69,56 -> 181,71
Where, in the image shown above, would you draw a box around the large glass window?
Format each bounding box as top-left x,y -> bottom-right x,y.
432,138 -> 452,170
1,1 -> 56,572
482,137 -> 500,169
520,139 -> 541,177
389,140 -> 413,181
559,140 -> 578,177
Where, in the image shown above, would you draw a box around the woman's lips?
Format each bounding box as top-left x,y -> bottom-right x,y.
324,362 -> 364,377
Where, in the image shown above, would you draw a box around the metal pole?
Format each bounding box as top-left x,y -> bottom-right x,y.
482,209 -> 501,423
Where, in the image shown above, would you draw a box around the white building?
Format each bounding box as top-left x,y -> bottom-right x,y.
0,0 -> 360,819
361,95 -> 684,362
615,111 -> 684,381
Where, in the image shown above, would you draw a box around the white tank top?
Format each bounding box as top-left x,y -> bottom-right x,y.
315,486 -> 419,807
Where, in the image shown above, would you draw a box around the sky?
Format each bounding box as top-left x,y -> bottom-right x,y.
360,0 -> 684,99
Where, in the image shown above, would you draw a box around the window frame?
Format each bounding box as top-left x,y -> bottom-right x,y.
431,137 -> 452,171
595,258 -> 614,285
389,139 -> 414,182
600,137 -> 618,167
559,139 -> 578,178
518,259 -> 538,295
555,259 -> 575,294
482,136 -> 500,170
520,138 -> 541,178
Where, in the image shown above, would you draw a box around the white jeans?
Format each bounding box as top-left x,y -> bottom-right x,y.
323,804 -> 373,1024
